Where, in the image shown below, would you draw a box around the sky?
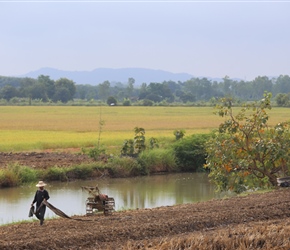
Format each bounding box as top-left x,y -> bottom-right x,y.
1,0 -> 290,81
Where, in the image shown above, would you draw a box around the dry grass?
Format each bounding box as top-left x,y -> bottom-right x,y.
1,106 -> 290,152
123,218 -> 290,250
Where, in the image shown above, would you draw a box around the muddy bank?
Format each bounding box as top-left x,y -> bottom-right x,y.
0,151 -> 94,169
1,188 -> 290,249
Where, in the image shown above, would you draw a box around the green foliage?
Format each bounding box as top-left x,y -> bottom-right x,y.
66,165 -> 94,179
121,127 -> 146,156
137,148 -> 178,174
107,96 -> 117,106
106,156 -> 142,177
123,99 -> 131,106
0,169 -> 19,188
121,139 -> 135,156
173,129 -> 186,140
149,137 -> 159,149
13,165 -> 38,183
0,164 -> 38,187
45,166 -> 68,181
206,92 -> 290,193
133,127 -> 146,154
84,146 -> 106,161
275,93 -> 290,107
142,99 -> 153,106
172,134 -> 210,172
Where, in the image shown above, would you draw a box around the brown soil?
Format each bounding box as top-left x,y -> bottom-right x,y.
1,152 -> 290,249
0,151 -> 95,169
1,188 -> 290,249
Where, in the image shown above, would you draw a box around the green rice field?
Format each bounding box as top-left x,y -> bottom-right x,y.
1,106 -> 290,153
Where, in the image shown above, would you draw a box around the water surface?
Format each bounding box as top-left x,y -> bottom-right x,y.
0,173 -> 226,225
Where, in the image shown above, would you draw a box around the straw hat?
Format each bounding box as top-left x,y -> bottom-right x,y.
36,181 -> 47,187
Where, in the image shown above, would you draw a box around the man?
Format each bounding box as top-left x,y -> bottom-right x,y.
31,181 -> 50,225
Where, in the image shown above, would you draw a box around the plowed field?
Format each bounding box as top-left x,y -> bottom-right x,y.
1,152 -> 290,249
1,188 -> 290,250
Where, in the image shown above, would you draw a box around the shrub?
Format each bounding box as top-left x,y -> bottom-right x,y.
0,169 -> 19,188
44,166 -> 68,181
66,165 -> 94,179
172,134 -> 210,172
137,148 -> 178,174
17,166 -> 38,183
123,99 -> 131,106
106,157 -> 141,177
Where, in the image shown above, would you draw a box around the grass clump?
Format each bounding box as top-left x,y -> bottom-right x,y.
0,164 -> 39,188
0,168 -> 19,188
137,148 -> 178,174
106,157 -> 142,177
44,166 -> 68,182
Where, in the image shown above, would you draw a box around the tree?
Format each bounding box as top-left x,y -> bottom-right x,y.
273,75 -> 290,95
126,78 -> 135,98
98,81 -> 111,101
205,92 -> 290,193
121,127 -> 146,156
107,96 -> 117,106
275,93 -> 290,107
53,78 -> 76,103
0,85 -> 18,101
37,75 -> 55,100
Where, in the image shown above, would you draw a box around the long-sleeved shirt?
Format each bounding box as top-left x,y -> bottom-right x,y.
32,189 -> 50,207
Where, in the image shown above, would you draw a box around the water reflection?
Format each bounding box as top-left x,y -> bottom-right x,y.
0,173 -> 223,225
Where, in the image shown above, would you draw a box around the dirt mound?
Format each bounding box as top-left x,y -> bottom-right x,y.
1,189 -> 290,249
0,151 -> 94,169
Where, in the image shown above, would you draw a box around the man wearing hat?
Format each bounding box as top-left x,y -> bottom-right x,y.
31,181 -> 50,225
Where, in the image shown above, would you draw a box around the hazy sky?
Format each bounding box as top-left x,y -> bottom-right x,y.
1,0 -> 290,80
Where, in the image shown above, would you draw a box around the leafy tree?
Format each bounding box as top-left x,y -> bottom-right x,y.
126,78 -> 135,98
0,85 -> 19,101
134,127 -> 146,154
121,127 -> 146,156
205,92 -> 290,193
251,76 -> 273,100
275,93 -> 290,107
28,83 -> 48,102
180,92 -> 196,103
173,134 -> 210,172
37,75 -> 55,100
98,81 -> 111,101
53,87 -> 71,103
273,75 -> 290,95
53,78 -> 76,103
184,77 -> 214,101
107,96 -> 117,106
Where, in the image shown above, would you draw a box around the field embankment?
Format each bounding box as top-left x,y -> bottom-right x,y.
1,188 -> 290,249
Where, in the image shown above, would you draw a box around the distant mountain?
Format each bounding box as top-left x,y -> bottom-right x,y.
20,67 -> 194,86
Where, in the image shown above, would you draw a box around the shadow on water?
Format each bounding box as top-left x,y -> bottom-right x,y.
0,173 -> 229,225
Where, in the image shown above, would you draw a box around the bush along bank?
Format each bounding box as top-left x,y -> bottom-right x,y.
0,134 -> 209,188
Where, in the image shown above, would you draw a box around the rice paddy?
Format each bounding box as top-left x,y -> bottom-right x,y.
0,106 -> 290,152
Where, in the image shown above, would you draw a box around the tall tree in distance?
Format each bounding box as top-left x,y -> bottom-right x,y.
53,78 -> 76,103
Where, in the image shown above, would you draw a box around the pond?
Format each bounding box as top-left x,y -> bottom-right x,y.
0,172 -> 228,225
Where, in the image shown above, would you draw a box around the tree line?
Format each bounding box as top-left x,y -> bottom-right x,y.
1,74 -> 290,106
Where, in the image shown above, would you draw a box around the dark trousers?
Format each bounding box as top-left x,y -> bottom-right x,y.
35,205 -> 46,221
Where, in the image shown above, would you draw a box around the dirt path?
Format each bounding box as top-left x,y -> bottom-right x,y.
1,188 -> 290,249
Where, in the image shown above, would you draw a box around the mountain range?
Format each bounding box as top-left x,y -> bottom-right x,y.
20,67 -> 195,86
